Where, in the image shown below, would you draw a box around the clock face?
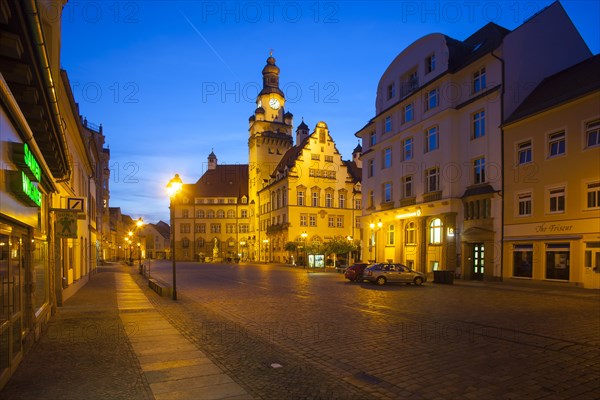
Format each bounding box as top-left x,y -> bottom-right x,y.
269,98 -> 280,110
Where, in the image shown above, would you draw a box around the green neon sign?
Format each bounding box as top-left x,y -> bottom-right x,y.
21,171 -> 42,207
23,143 -> 42,181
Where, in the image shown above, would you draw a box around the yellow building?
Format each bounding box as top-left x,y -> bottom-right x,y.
258,121 -> 362,265
173,153 -> 250,262
503,55 -> 600,289
172,55 -> 362,264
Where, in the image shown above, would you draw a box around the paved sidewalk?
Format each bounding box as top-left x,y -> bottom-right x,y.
1,264 -> 252,400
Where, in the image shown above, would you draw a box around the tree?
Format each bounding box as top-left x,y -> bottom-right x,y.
284,242 -> 297,264
324,236 -> 357,267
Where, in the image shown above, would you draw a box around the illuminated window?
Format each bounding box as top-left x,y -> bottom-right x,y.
405,222 -> 416,244
429,218 -> 443,244
387,224 -> 395,245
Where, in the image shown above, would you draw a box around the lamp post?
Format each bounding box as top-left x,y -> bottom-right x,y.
136,217 -> 144,273
240,240 -> 246,262
301,231 -> 308,268
127,231 -> 134,264
369,220 -> 383,263
167,173 -> 183,300
346,235 -> 353,266
263,239 -> 269,263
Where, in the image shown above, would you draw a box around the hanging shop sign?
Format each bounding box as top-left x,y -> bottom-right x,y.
7,142 -> 42,207
55,210 -> 78,239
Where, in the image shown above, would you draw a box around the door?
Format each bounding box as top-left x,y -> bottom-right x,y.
472,243 -> 484,280
0,229 -> 24,387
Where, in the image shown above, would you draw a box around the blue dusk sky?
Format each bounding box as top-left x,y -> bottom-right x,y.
60,0 -> 599,224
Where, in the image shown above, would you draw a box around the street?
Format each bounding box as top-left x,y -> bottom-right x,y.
142,261 -> 600,399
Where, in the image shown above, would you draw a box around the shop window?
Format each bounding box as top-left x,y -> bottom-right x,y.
513,244 -> 533,277
545,243 -> 570,280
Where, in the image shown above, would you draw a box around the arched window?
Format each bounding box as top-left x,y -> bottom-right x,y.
197,238 -> 204,248
182,238 -> 190,248
405,222 -> 416,244
227,210 -> 235,218
197,210 -> 205,218
217,210 -> 225,218
429,218 -> 443,244
207,210 -> 215,219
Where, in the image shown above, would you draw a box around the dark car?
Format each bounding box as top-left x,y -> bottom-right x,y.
344,263 -> 370,282
363,263 -> 427,286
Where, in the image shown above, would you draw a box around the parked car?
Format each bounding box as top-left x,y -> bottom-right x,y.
363,263 -> 427,286
344,263 -> 370,282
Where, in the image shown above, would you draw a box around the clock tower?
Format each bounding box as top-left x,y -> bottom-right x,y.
248,54 -> 293,253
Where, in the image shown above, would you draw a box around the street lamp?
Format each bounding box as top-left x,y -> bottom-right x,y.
346,235 -> 353,266
301,231 -> 308,268
127,231 -> 134,264
167,173 -> 183,300
263,239 -> 269,263
135,217 -> 144,273
240,240 -> 246,262
369,220 -> 383,263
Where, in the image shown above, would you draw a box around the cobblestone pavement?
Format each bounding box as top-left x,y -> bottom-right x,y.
1,265 -> 153,400
147,261 -> 600,400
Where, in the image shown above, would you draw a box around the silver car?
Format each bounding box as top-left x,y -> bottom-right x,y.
363,263 -> 427,286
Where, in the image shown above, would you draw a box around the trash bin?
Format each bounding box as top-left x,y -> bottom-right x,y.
434,270 -> 455,284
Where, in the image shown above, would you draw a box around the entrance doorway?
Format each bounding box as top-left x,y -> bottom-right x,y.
472,243 -> 484,280
0,228 -> 25,388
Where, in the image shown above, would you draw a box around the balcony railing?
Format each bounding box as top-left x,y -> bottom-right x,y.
423,191 -> 442,203
400,197 -> 416,207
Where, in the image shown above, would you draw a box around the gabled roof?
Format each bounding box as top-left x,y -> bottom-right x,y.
272,135 -> 311,176
344,160 -> 362,183
184,164 -> 248,198
504,54 -> 600,124
152,221 -> 170,239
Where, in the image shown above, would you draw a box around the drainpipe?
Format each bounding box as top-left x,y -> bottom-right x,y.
23,0 -> 71,181
491,48 -> 505,282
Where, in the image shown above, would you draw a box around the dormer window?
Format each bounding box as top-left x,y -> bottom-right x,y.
387,82 -> 396,100
426,53 -> 436,74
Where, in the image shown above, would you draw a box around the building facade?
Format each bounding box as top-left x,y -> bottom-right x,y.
171,55 -> 362,263
258,121 -> 362,264
503,55 -> 600,289
355,2 -> 591,280
0,0 -> 110,389
172,154 -> 250,262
